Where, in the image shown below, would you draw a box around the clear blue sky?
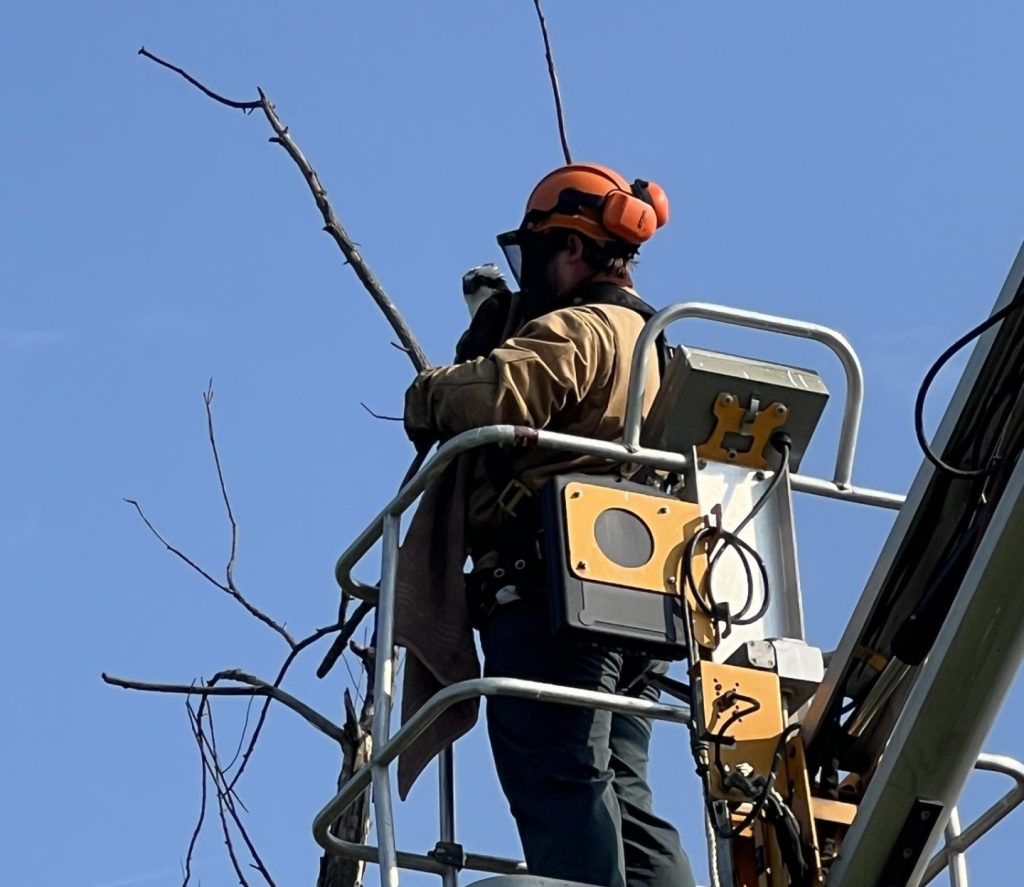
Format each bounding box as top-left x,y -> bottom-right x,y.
3,3 -> 1023,885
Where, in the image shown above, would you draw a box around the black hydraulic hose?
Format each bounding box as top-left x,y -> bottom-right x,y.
915,294 -> 1024,478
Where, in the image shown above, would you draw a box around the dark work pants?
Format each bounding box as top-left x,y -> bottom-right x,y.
481,597 -> 696,887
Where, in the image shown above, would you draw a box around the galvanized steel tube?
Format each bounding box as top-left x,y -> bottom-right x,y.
371,513 -> 401,887
622,302 -> 865,488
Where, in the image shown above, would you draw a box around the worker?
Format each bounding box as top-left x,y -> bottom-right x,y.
401,163 -> 696,887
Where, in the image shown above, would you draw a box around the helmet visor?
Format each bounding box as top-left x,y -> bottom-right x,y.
496,230 -> 524,288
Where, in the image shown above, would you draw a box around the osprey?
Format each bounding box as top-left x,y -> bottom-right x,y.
455,264 -> 518,363
462,264 -> 511,319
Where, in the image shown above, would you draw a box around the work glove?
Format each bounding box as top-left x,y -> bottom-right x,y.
404,372 -> 440,454
405,424 -> 439,454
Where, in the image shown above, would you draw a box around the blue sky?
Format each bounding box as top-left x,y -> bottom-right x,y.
3,2 -> 1024,885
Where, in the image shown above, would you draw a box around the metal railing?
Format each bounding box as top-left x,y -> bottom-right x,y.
922,754 -> 1024,885
622,302 -> 865,489
316,303 -> 908,886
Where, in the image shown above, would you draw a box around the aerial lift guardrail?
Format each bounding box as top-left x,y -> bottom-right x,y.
314,274 -> 1024,886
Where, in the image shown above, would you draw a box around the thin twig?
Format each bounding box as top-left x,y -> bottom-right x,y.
123,497 -> 295,647
103,670 -> 347,744
316,599 -> 374,679
223,692 -> 257,774
227,622 -> 344,791
203,382 -> 240,597
183,700 -> 208,887
137,47 -> 429,372
532,0 -> 572,164
198,695 -> 278,887
139,47 -> 261,111
200,702 -> 253,887
359,402 -> 403,422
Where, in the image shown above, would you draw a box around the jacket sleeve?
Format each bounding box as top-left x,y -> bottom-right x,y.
404,308 -> 614,437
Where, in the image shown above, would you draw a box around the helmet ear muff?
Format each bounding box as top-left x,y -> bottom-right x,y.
597,179 -> 671,246
602,190 -> 658,245
631,179 -> 671,229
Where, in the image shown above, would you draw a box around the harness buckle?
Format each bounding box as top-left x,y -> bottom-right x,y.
497,478 -> 533,516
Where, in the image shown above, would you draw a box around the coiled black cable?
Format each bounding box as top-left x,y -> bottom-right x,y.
915,294 -> 1024,478
683,434 -> 793,643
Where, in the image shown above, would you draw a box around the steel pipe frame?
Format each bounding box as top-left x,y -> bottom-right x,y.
335,428 -> 903,602
922,754 -> 1024,885
621,302 -> 864,488
324,303 -> 895,885
312,675 -> 691,865
438,747 -> 457,887
371,513 -> 401,887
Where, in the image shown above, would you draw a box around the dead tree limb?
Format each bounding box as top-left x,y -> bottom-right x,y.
138,46 -> 429,372
317,685 -> 374,887
103,671 -> 347,745
123,494 -> 295,647
532,0 -> 572,164
183,700 -> 209,887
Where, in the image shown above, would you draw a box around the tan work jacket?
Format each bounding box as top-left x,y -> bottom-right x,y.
394,293 -> 660,798
405,300 -> 661,548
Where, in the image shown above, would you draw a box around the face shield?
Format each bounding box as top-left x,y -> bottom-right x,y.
496,229 -> 525,289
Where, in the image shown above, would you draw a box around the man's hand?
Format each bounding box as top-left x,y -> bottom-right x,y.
405,423 -> 439,454
404,372 -> 440,453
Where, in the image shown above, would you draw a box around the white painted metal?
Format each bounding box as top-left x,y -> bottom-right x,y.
695,461 -> 804,663
802,242 -> 1024,746
825,455 -> 1024,887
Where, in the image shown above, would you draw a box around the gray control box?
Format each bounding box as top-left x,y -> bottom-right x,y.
641,346 -> 829,472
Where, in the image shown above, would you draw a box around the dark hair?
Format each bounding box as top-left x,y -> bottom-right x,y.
578,234 -> 638,279
541,228 -> 637,280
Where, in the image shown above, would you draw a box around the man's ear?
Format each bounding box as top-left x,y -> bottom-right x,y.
565,233 -> 585,262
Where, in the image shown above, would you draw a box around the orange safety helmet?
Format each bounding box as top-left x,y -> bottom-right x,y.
521,163 -> 670,246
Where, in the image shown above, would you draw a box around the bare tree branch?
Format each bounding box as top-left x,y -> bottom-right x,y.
206,705 -> 256,887
183,700 -> 208,887
138,47 -> 430,372
532,0 -> 572,164
318,686 -> 374,887
223,692 -> 258,774
139,47 -> 261,111
203,381 -> 241,595
103,671 -> 347,745
203,693 -> 280,887
227,621 -> 347,791
123,496 -> 296,647
317,600 -> 374,679
359,402 -> 403,422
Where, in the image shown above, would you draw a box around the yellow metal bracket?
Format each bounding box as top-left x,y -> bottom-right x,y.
697,392 -> 790,469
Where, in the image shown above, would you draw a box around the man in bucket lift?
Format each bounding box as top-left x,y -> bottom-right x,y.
400,164 -> 696,887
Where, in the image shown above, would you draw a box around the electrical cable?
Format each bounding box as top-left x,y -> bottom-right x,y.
707,693 -> 762,783
915,294 -> 1024,478
704,805 -> 723,887
682,434 -> 792,642
704,724 -> 802,840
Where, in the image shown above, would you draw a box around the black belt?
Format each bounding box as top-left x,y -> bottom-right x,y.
466,536 -> 546,629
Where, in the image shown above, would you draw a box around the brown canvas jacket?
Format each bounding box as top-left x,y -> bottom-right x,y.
394,295 -> 661,797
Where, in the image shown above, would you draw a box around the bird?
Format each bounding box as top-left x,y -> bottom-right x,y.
455,264 -> 518,362
462,263 -> 512,319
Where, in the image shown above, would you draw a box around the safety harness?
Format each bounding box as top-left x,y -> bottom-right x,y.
466,282 -> 672,628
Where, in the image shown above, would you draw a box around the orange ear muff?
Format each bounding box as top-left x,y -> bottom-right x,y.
603,190 -> 658,244
631,179 -> 671,229
646,182 -> 671,228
